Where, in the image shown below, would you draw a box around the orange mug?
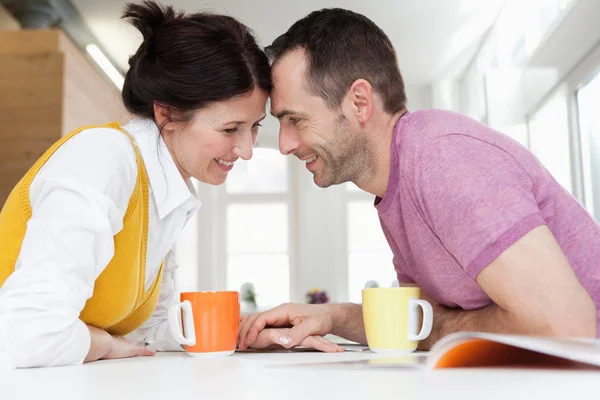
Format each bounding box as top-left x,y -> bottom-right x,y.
168,291 -> 240,356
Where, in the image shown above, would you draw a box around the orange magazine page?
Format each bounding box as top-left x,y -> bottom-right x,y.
425,332 -> 600,370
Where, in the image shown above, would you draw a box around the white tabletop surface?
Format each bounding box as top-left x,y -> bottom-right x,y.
1,348 -> 599,400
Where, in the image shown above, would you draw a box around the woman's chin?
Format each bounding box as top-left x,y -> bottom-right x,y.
193,166 -> 229,186
203,173 -> 228,186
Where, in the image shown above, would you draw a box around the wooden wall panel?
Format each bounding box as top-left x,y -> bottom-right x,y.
0,29 -> 60,55
61,33 -> 129,135
0,29 -> 125,206
0,52 -> 63,204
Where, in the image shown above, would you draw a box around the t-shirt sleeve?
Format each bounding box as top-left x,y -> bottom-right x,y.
413,134 -> 546,279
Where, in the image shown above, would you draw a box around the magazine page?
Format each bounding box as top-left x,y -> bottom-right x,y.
426,332 -> 600,370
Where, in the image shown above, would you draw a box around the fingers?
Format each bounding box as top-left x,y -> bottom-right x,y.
248,328 -> 289,349
246,328 -> 344,353
238,312 -> 261,350
314,336 -> 345,352
136,346 -> 156,357
104,337 -> 156,360
125,342 -> 155,358
240,305 -> 292,349
300,336 -> 345,353
279,318 -> 323,348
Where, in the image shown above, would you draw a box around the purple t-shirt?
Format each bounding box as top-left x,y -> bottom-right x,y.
375,109 -> 600,334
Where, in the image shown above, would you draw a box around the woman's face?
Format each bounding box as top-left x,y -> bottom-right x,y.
159,88 -> 268,185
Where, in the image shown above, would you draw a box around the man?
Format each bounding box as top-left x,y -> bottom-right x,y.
238,8 -> 600,352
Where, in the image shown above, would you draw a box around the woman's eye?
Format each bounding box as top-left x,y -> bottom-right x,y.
252,123 -> 262,129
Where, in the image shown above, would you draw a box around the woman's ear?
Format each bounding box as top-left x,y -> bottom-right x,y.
153,102 -> 173,129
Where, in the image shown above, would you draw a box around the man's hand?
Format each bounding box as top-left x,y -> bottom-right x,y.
239,303 -> 336,350
85,325 -> 155,363
239,302 -> 366,351
246,327 -> 343,352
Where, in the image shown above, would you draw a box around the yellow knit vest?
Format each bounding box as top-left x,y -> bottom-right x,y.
0,122 -> 163,336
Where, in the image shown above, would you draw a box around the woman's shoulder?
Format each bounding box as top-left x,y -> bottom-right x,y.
31,124 -> 140,208
68,124 -> 138,156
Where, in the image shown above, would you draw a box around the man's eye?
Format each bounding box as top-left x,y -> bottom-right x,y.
224,128 -> 238,134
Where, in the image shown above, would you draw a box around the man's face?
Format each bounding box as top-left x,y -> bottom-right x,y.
270,49 -> 369,188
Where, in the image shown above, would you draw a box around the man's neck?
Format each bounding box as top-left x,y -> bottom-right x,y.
355,108 -> 407,198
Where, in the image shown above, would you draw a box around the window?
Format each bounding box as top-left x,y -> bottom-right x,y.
495,0 -> 575,68
577,70 -> 600,218
224,148 -> 290,307
502,123 -> 529,148
528,88 -> 573,193
346,198 -> 396,303
226,149 -> 287,194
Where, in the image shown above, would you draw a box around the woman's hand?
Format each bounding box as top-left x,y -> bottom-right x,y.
85,325 -> 155,363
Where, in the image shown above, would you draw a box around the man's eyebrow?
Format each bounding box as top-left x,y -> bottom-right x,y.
270,109 -> 308,119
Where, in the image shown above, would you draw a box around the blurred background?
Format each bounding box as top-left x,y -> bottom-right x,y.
1,0 -> 599,310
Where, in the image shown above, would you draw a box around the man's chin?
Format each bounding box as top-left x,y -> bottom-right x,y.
314,179 -> 331,188
313,172 -> 335,188
315,172 -> 354,188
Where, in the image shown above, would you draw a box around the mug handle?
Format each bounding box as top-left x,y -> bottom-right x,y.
168,300 -> 196,346
408,299 -> 433,341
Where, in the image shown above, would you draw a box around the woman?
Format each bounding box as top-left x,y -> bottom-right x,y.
0,0 -> 271,368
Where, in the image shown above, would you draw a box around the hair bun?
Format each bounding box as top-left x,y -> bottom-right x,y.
122,0 -> 180,44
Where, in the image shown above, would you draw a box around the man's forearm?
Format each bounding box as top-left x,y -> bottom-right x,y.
329,303 -> 367,344
421,303 -> 532,350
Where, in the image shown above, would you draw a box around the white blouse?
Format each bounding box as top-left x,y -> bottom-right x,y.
0,118 -> 200,368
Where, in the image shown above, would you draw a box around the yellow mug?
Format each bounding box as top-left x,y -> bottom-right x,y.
362,287 -> 433,353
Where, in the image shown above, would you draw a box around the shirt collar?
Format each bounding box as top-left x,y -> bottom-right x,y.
122,118 -> 200,219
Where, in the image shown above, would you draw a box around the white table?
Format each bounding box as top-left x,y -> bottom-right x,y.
1,349 -> 598,400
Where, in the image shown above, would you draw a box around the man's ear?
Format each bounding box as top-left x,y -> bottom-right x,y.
348,79 -> 373,123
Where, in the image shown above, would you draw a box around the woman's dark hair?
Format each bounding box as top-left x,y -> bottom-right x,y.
121,1 -> 272,121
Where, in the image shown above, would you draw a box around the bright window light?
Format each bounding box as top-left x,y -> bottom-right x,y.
85,44 -> 125,90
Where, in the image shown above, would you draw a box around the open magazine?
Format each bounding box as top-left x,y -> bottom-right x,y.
423,331 -> 600,369
285,332 -> 600,370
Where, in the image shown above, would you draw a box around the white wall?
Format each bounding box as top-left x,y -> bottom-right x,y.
405,84 -> 433,111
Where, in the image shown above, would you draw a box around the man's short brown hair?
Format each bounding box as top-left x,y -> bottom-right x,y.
266,8 -> 406,114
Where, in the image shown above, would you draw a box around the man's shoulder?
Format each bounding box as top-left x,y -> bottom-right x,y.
402,109 -> 486,139
401,109 -> 524,158
396,109 -> 482,168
